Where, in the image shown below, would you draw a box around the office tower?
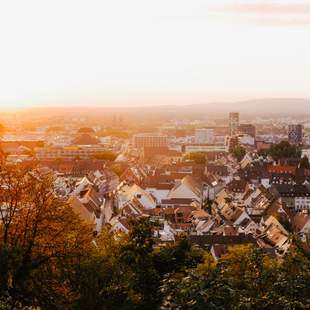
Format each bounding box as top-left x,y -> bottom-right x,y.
229,112 -> 239,136
288,124 -> 303,144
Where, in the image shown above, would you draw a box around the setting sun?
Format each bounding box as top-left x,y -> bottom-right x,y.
0,0 -> 309,109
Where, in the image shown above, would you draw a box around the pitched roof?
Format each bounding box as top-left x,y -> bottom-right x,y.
77,127 -> 95,134
73,134 -> 99,145
211,244 -> 228,260
227,179 -> 248,193
167,175 -> 201,200
292,213 -> 310,232
206,164 -> 228,176
68,196 -> 96,225
192,209 -> 210,220
118,183 -> 156,209
213,224 -> 239,236
272,184 -> 310,197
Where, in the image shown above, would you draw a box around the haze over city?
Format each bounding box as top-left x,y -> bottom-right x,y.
1,1 -> 310,309
0,0 -> 310,110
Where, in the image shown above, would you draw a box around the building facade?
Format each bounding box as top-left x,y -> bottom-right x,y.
229,112 -> 239,136
195,128 -> 214,144
238,124 -> 256,137
35,145 -> 108,160
133,133 -> 168,149
184,144 -> 227,154
288,124 -> 303,144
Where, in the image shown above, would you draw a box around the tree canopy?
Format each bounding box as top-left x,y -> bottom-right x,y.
0,164 -> 94,308
184,152 -> 206,164
94,151 -> 118,161
161,241 -> 310,309
259,141 -> 301,160
232,145 -> 246,162
0,164 -> 309,309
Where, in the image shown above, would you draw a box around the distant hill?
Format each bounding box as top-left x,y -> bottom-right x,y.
19,98 -> 310,119
201,98 -> 310,116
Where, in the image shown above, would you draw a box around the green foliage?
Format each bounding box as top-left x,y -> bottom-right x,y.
153,237 -> 203,276
0,291 -> 39,309
161,242 -> 310,309
184,152 -> 206,164
118,218 -> 160,308
0,164 -> 94,309
94,151 -> 117,161
1,163 -> 309,309
259,141 -> 301,160
232,145 -> 246,162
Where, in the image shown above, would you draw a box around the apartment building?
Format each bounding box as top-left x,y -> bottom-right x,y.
35,145 -> 108,160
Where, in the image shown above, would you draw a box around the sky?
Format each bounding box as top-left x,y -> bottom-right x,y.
0,0 -> 310,109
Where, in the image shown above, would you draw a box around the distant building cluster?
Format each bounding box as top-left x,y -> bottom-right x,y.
1,111 -> 309,260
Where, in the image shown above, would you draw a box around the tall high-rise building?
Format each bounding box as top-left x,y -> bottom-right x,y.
238,124 -> 256,137
288,124 -> 303,144
229,112 -> 239,136
225,135 -> 239,152
195,128 -> 214,144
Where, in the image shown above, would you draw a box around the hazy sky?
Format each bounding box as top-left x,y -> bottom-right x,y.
0,0 -> 310,109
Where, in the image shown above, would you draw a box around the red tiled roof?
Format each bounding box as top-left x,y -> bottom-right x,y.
292,213 -> 310,232
267,165 -> 296,174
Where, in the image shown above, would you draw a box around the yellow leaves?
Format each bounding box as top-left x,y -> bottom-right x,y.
197,252 -> 216,276
220,244 -> 257,278
221,244 -> 253,265
262,255 -> 278,270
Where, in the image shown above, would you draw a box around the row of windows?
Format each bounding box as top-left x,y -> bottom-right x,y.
36,150 -> 106,156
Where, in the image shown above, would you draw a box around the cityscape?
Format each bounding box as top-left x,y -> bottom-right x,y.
0,0 -> 310,309
0,107 -> 309,308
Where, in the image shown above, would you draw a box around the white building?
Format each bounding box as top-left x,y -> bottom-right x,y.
117,182 -> 157,210
229,112 -> 239,136
301,148 -> 310,161
35,145 -> 108,160
195,128 -> 214,144
239,134 -> 255,146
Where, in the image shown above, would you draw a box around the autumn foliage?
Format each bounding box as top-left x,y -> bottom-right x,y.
0,163 -> 309,309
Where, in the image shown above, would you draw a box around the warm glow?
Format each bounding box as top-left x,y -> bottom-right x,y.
0,0 -> 309,109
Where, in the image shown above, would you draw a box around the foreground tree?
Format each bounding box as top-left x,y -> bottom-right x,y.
232,145 -> 246,162
0,164 -> 94,308
1,163 -> 309,309
161,243 -> 310,309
